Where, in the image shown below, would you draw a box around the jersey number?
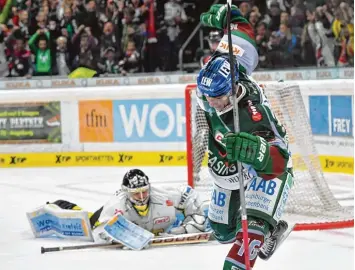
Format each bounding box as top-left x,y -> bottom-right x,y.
237,238 -> 262,261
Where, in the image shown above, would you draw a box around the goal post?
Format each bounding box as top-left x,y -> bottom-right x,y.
185,83 -> 354,231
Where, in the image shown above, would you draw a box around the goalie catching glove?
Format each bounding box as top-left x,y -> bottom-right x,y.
222,132 -> 270,171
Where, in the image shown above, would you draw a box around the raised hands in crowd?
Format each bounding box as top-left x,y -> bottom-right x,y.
0,0 -> 353,78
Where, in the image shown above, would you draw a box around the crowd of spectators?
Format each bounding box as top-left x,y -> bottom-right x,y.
0,0 -> 353,78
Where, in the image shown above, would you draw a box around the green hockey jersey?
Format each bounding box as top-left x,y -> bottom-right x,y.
196,74 -> 292,190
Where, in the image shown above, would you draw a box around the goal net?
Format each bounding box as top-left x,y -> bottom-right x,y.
185,83 -> 354,231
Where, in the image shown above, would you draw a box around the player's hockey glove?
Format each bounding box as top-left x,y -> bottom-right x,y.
200,4 -> 242,29
222,132 -> 270,171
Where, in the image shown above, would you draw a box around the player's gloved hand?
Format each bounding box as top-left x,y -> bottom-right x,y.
200,4 -> 242,29
222,132 -> 270,171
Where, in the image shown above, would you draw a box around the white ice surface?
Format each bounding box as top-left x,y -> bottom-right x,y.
0,167 -> 353,270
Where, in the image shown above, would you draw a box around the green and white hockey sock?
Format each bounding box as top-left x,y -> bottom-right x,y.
223,218 -> 270,270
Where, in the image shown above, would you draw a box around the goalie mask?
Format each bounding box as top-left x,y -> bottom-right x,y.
122,169 -> 150,216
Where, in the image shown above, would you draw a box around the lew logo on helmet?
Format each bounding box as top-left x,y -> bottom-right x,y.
247,100 -> 263,122
201,76 -> 212,87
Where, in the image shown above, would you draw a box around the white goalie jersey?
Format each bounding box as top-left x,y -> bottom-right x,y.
94,185 -> 209,238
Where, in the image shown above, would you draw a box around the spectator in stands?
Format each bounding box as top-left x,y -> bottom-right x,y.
59,7 -> 78,39
302,7 -> 335,67
268,1 -> 281,32
196,29 -> 222,68
100,21 -> 118,58
5,29 -> 32,77
289,5 -> 305,37
98,46 -> 119,74
47,0 -> 60,21
0,24 -> 6,76
28,28 -> 52,76
239,1 -> 251,17
29,11 -> 47,36
119,39 -> 140,74
78,0 -> 107,40
249,10 -> 261,34
48,14 -> 61,41
255,22 -> 269,69
278,22 -> 300,65
127,0 -> 148,25
54,36 -> 72,75
105,0 -> 120,22
121,6 -> 144,56
0,0 -> 353,78
336,21 -> 354,66
163,0 -> 187,71
71,25 -> 99,71
266,31 -> 283,68
280,11 -> 289,25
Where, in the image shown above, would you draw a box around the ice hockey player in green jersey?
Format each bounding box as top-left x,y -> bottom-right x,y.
196,4 -> 294,270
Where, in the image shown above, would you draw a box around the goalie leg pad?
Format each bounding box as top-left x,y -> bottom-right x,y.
50,199 -> 98,228
223,218 -> 269,270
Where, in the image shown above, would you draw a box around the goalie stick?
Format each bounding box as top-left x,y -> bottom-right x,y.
41,232 -> 212,254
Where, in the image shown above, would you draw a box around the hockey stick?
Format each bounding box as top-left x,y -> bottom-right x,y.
226,1 -> 251,269
41,232 -> 212,254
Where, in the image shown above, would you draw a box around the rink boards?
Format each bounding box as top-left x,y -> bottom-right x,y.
0,80 -> 353,175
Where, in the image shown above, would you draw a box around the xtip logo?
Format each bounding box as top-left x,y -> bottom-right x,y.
0,158 -> 5,164
159,154 -> 173,163
55,155 -> 71,164
9,156 -> 27,165
118,153 -> 133,163
177,155 -> 186,161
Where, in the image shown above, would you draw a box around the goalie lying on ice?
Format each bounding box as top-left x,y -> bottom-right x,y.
27,169 -> 210,243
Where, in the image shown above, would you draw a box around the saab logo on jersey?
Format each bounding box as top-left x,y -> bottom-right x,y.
154,216 -> 170,225
248,178 -> 278,195
247,100 -> 263,122
201,76 -> 212,87
217,40 -> 245,57
214,131 -> 226,146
